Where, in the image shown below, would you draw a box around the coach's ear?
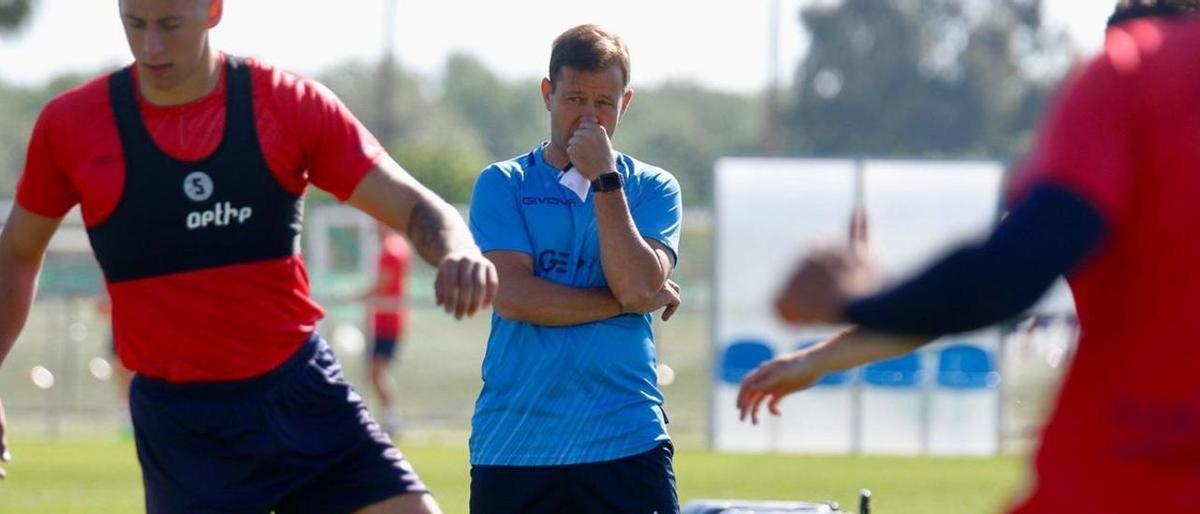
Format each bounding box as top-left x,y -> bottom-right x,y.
541,77 -> 554,111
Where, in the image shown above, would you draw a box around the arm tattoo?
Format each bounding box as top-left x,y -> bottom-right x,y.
407,199 -> 450,261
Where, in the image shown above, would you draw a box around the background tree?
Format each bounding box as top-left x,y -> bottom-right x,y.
318,59 -> 491,204
620,82 -> 761,205
0,0 -> 1077,206
318,54 -> 761,205
783,0 -> 1072,160
0,0 -> 35,33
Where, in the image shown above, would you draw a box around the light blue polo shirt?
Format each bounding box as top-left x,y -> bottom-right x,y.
467,144 -> 682,466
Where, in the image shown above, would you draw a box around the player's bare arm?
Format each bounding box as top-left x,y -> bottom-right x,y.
569,116 -> 674,313
0,206 -> 60,367
736,327 -> 930,425
349,156 -> 498,320
487,250 -> 680,326
0,206 -> 63,479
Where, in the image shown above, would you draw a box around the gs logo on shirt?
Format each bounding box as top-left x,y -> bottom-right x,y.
538,250 -> 597,276
539,250 -> 570,274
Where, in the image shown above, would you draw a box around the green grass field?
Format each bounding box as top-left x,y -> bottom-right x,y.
0,437 -> 1024,514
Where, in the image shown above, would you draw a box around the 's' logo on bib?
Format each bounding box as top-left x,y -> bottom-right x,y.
183,171 -> 214,202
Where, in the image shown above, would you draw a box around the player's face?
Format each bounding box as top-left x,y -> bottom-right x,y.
118,0 -> 220,96
542,64 -> 633,158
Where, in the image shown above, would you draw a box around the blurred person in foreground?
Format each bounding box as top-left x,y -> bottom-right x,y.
0,1 -> 498,512
738,1 -> 1200,512
467,24 -> 684,514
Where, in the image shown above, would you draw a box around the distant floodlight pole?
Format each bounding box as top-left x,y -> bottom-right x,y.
761,0 -> 782,154
383,0 -> 398,60
376,0 -> 400,146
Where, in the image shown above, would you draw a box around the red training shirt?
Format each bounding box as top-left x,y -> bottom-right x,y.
16,55 -> 384,382
1007,18 -> 1200,513
370,233 -> 410,340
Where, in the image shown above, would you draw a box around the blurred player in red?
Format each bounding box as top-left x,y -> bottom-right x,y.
363,222 -> 411,436
740,1 -> 1200,512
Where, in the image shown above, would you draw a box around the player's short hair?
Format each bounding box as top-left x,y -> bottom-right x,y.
1108,0 -> 1200,27
548,24 -> 631,90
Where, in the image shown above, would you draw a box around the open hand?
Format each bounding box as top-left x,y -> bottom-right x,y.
736,351 -> 822,425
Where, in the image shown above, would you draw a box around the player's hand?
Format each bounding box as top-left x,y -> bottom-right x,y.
736,351 -> 822,425
434,251 -> 499,320
566,115 -> 617,180
775,205 -> 879,325
0,397 -> 10,480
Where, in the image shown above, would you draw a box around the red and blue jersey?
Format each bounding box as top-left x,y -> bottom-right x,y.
17,55 -> 382,382
1007,18 -> 1200,513
370,234 -> 410,340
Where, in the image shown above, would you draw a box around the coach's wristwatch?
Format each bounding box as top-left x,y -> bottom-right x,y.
590,171 -> 624,193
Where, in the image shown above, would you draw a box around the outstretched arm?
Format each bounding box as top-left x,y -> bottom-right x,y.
737,327 -> 931,424
775,184 -> 1106,335
842,184 -> 1105,336
348,156 -> 497,319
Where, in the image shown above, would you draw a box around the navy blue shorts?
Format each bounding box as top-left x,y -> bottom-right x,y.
371,336 -> 400,360
469,441 -> 679,514
129,335 -> 427,514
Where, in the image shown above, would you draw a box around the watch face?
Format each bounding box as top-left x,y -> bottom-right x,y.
592,172 -> 623,192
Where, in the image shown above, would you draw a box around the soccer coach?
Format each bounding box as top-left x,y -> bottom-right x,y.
466,24 -> 684,514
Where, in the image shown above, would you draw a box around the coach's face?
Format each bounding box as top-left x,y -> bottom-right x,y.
119,0 -> 222,96
542,64 -> 633,162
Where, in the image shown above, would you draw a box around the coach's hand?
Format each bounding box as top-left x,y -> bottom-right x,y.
622,279 -> 681,321
652,279 -> 682,321
435,251 -> 499,320
566,115 -> 617,180
0,397 -> 9,479
775,205 -> 879,325
736,350 -> 821,425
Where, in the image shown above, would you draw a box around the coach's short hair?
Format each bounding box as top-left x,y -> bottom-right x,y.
1108,0 -> 1200,27
548,24 -> 631,90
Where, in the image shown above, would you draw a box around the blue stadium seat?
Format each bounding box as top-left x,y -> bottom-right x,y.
863,353 -> 922,388
796,340 -> 854,386
936,344 -> 998,389
719,340 -> 775,384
